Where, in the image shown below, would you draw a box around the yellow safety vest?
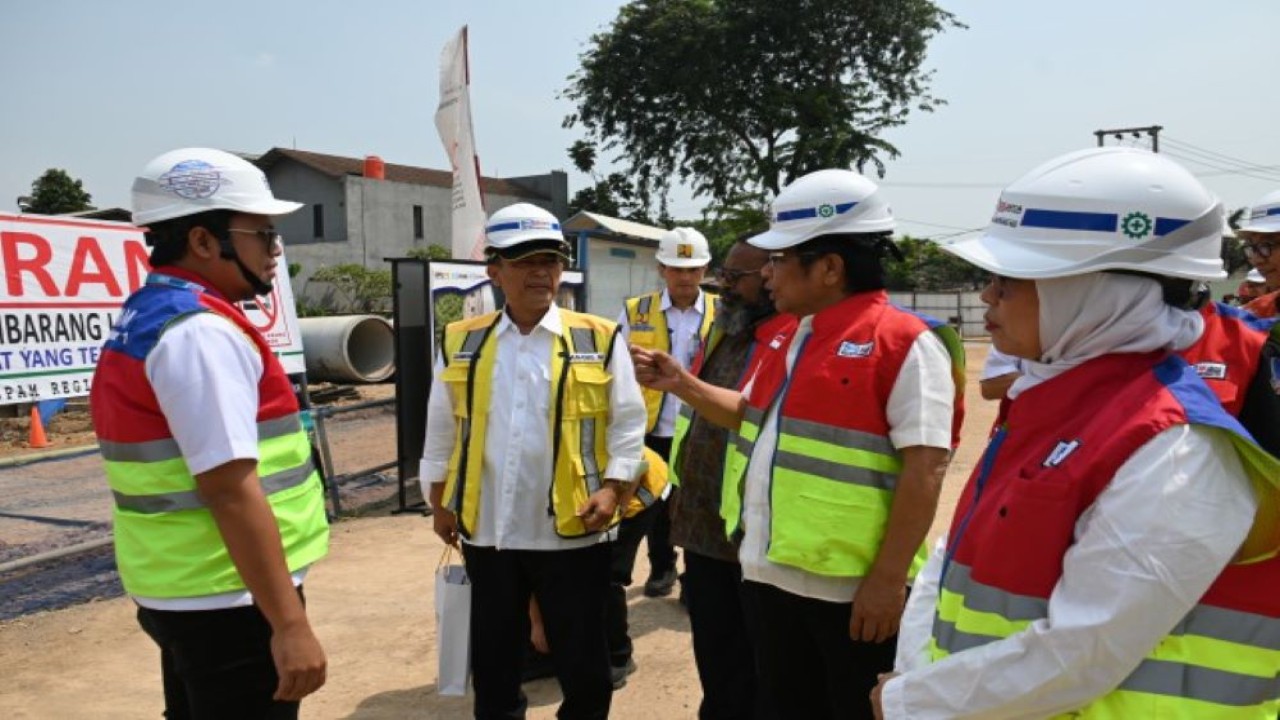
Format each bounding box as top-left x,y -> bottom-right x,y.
624,290 -> 718,433
623,446 -> 669,518
440,310 -> 618,538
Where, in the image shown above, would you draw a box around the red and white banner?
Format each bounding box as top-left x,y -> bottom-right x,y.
0,213 -> 304,403
435,25 -> 487,261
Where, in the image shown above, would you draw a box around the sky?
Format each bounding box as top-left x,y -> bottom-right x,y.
3,0 -> 1278,242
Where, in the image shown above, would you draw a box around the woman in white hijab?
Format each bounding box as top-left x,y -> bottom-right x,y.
872,148 -> 1280,719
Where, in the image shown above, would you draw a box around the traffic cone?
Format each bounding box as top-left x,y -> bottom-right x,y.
28,405 -> 50,449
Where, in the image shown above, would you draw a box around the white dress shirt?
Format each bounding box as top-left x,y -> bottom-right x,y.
884,424 -> 1255,719
420,304 -> 647,550
617,288 -> 710,437
738,314 -> 955,602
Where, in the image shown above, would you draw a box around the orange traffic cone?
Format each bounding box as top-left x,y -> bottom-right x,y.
28,405 -> 50,449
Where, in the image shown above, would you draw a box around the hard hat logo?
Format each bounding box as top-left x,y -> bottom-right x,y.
817,203 -> 836,219
518,219 -> 559,231
159,160 -> 224,200
676,243 -> 693,259
1122,212 -> 1154,240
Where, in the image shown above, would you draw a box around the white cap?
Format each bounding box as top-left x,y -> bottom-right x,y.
655,227 -> 711,268
132,148 -> 301,226
1238,189 -> 1280,234
942,148 -> 1226,281
749,169 -> 894,250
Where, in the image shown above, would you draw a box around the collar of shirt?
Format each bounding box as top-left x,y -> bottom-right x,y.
497,302 -> 563,338
660,288 -> 706,316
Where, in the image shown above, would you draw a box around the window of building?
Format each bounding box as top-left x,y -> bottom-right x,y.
413,205 -> 424,240
312,204 -> 324,239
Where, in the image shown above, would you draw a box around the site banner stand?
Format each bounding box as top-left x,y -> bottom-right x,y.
389,258 -> 431,515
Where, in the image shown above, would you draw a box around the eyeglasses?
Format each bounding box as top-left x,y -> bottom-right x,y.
716,266 -> 763,284
227,228 -> 282,251
1243,241 -> 1277,260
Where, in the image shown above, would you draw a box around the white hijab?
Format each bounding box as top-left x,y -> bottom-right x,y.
1007,273 -> 1204,399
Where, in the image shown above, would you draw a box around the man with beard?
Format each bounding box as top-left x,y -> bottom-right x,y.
666,238 -> 793,719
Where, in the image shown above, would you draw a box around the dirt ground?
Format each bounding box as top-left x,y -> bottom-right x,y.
0,345 -> 997,720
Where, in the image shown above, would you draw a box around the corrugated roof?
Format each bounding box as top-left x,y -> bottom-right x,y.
255,147 -> 547,200
563,211 -> 664,243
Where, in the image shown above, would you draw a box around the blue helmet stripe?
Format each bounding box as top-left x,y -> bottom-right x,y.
775,201 -> 858,223
1021,209 -> 1118,233
1154,218 -> 1190,236
486,221 -> 562,233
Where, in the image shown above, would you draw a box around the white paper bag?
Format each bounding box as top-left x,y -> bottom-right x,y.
434,546 -> 472,696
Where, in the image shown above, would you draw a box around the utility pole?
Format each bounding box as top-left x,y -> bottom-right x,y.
1094,125 -> 1163,152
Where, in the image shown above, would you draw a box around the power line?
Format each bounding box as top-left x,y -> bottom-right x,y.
1162,136 -> 1280,176
1162,149 -> 1280,184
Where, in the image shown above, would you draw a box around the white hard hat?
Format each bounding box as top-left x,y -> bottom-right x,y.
655,227 -> 711,268
748,169 -> 894,250
484,203 -> 570,259
1247,268 -> 1266,284
1238,189 -> 1280,235
132,148 -> 302,226
943,147 -> 1226,281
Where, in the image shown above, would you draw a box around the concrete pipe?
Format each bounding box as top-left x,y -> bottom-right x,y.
298,315 -> 395,383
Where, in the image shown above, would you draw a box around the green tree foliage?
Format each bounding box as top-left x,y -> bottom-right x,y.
406,244 -> 453,261
564,0 -> 961,213
26,168 -> 94,214
886,236 -> 989,292
566,139 -> 663,224
307,264 -> 392,314
1223,207 -> 1250,276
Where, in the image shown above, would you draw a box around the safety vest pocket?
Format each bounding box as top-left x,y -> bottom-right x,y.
438,364 -> 472,418
769,480 -> 890,577
566,364 -> 611,418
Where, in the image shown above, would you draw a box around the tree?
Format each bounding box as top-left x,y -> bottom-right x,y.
886,236 -> 988,291
565,140 -> 661,224
25,169 -> 94,214
563,0 -> 962,213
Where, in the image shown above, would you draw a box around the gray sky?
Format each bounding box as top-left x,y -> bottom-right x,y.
3,0 -> 1276,241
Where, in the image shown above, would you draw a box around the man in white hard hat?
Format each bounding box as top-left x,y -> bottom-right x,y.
1241,189 -> 1280,318
91,148 -> 330,717
613,227 -> 717,662
421,202 -> 646,719
633,170 -> 964,719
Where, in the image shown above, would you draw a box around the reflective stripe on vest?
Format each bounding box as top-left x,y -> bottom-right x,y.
933,560 -> 1280,713
100,414 -> 303,463
113,456 -> 317,514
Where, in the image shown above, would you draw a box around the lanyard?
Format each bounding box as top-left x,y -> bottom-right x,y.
939,424 -> 1008,585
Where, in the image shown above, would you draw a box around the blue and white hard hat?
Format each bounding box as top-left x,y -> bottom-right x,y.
484,203 -> 570,260
1238,189 -> 1280,235
748,169 -> 895,250
132,148 -> 302,226
943,147 -> 1226,281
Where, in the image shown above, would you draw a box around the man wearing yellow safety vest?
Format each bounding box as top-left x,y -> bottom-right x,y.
421,203 -> 647,719
618,226 -> 719,600
91,148 -> 330,718
633,170 -> 964,720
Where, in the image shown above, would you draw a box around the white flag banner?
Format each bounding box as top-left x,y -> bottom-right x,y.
435,25 -> 487,261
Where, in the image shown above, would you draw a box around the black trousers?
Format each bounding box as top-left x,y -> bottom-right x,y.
607,503 -> 658,668
739,580 -> 899,720
135,590 -> 304,720
683,551 -> 768,720
463,543 -> 613,720
643,434 -> 677,574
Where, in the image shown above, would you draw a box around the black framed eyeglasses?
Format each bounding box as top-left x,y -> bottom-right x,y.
1243,241 -> 1277,260
716,266 -> 763,284
227,228 -> 282,250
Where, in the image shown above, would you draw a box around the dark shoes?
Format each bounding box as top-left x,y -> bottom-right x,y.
610,657 -> 638,690
643,568 -> 678,597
